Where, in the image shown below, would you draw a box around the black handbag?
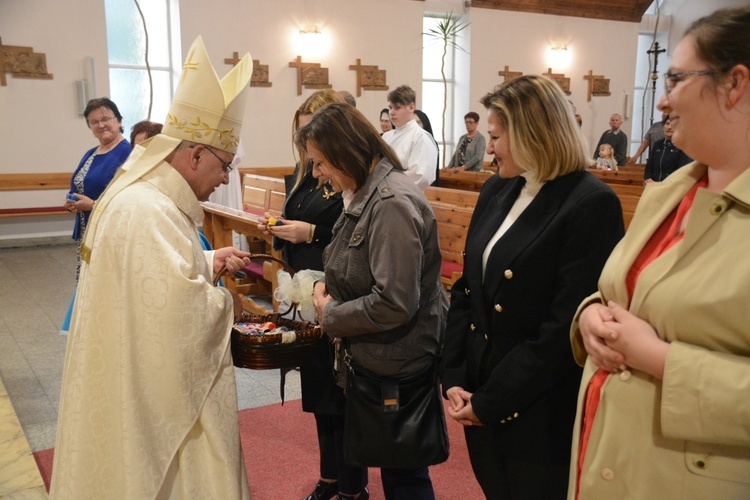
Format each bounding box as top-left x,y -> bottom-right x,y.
343,359 -> 450,469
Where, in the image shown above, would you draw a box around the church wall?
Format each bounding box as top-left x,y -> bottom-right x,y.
467,9 -> 640,158
1,0 -> 744,242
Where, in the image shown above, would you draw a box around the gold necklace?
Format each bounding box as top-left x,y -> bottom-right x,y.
322,184 -> 334,200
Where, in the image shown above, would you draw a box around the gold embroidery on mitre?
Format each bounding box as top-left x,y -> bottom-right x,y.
166,114 -> 239,149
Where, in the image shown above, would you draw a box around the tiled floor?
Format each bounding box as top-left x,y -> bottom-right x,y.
0,243 -> 300,496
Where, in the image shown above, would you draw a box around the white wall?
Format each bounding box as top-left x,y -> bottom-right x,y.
178,0 -> 424,167
468,9 -> 640,156
2,0 -> 743,242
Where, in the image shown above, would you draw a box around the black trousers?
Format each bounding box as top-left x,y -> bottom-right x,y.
315,413 -> 368,495
464,425 -> 569,500
380,466 -> 434,500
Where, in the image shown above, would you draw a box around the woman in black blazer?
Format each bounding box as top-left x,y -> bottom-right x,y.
440,75 -> 625,499
259,90 -> 368,500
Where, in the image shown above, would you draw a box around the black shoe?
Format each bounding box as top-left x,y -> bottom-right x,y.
335,486 -> 369,500
304,480 -> 339,500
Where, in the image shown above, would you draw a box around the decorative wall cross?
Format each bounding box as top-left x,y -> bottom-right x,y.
498,65 -> 522,82
349,58 -> 388,97
250,59 -> 272,87
289,56 -> 332,95
224,52 -> 272,87
0,37 -> 53,86
584,70 -> 611,102
224,51 -> 242,66
543,68 -> 571,95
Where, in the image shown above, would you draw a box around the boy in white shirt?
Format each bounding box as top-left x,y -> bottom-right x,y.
382,85 -> 438,190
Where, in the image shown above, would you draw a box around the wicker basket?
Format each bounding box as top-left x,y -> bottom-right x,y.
214,254 -> 324,370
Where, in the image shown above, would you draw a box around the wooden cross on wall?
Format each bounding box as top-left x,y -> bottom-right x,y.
224,51 -> 242,66
543,68 -> 571,95
224,52 -> 272,87
0,37 -> 54,86
349,58 -> 388,97
584,70 -> 611,102
289,56 -> 331,95
498,65 -> 522,82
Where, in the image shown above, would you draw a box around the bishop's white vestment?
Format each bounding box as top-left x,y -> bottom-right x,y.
50,137 -> 250,499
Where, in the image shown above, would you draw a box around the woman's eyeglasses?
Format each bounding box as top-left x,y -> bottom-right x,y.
88,116 -> 115,127
663,69 -> 721,95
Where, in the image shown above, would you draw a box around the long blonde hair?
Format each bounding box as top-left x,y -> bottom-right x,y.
292,90 -> 346,191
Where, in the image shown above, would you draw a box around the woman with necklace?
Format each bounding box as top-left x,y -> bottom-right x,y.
60,98 -> 130,335
65,98 -> 131,276
259,90 -> 368,500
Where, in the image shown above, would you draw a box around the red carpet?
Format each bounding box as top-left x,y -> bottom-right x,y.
33,400 -> 483,499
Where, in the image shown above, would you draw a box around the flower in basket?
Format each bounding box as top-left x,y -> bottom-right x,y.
274,269 -> 325,322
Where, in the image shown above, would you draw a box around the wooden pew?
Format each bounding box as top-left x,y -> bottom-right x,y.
242,174 -> 286,216
438,168 -> 493,192
202,173 -> 288,312
0,172 -> 73,218
587,167 -> 644,185
607,183 -> 644,230
425,186 -> 479,209
432,203 -> 473,290
201,202 -> 275,314
425,186 -> 479,290
238,166 -> 294,190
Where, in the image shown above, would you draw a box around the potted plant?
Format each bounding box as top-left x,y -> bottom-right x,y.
424,12 -> 469,168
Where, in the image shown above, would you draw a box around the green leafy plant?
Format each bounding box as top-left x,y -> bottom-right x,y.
424,12 -> 469,168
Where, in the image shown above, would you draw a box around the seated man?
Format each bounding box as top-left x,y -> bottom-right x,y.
593,113 -> 628,167
382,85 -> 438,190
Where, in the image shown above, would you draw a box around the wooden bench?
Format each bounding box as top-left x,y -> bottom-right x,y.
0,206 -> 71,218
425,185 -> 479,209
425,186 -> 479,290
242,174 -> 286,216
238,166 -> 294,190
0,172 -> 73,218
438,168 -> 493,192
608,183 -> 644,230
588,167 -> 645,185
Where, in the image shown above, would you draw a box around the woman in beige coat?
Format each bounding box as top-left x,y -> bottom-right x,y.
569,7 -> 750,499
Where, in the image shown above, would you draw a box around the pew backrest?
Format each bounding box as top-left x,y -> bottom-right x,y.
242,174 -> 286,215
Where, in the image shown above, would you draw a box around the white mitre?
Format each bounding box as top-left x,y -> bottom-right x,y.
163,35 -> 252,154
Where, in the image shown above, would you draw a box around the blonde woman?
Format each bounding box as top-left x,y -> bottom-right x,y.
440,75 -> 624,498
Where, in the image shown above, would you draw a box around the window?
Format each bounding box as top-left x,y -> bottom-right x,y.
104,0 -> 181,134
422,14 -> 457,165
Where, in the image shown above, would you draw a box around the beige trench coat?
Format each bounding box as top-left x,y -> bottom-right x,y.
569,162 -> 750,499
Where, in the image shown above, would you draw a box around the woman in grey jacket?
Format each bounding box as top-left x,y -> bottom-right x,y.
446,111 -> 486,171
303,103 -> 449,500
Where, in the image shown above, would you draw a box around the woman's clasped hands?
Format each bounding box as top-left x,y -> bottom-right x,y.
445,386 -> 482,427
579,300 -> 669,379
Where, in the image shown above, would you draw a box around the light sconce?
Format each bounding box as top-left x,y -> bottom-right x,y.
300,26 -> 321,37
293,25 -> 328,58
547,44 -> 571,71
